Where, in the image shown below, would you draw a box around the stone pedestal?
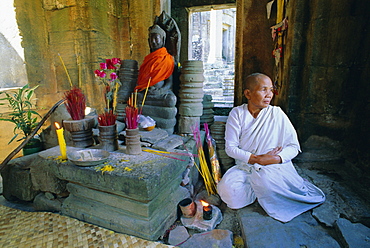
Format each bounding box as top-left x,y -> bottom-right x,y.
32,141 -> 197,240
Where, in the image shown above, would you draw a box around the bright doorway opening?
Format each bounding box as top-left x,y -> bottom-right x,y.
188,5 -> 236,108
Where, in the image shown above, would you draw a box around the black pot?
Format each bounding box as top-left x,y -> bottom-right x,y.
23,138 -> 43,156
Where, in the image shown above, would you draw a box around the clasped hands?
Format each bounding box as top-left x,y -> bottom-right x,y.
248,146 -> 283,166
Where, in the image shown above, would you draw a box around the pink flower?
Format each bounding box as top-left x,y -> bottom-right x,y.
106,59 -> 115,69
95,70 -> 106,78
94,69 -> 100,76
110,72 -> 118,80
100,63 -> 107,70
112,58 -> 121,65
99,71 -> 106,78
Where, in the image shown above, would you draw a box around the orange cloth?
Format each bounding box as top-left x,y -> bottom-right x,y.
135,47 -> 174,92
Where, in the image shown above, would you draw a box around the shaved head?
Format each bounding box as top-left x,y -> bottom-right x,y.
244,73 -> 271,91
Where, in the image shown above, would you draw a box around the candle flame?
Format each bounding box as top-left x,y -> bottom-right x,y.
55,122 -> 61,129
200,200 -> 209,207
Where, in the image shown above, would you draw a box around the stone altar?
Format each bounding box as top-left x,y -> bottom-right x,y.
3,134 -> 201,241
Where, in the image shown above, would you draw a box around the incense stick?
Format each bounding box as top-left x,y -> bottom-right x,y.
58,53 -> 73,88
140,77 -> 151,115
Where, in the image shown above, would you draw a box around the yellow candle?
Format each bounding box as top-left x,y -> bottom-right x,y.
55,122 -> 67,160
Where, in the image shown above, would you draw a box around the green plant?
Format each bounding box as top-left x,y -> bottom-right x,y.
0,84 -> 41,144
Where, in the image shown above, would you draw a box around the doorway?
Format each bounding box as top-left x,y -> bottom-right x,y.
188,5 -> 236,108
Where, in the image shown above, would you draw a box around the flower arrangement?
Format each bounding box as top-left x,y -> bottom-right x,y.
94,58 -> 121,111
94,58 -> 121,126
64,86 -> 86,120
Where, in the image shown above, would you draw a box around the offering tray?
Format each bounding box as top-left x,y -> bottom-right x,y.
67,149 -> 110,167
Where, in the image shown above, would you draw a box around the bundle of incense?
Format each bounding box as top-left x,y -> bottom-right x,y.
192,125 -> 217,195
64,87 -> 86,120
98,110 -> 116,126
204,123 -> 222,184
125,92 -> 138,129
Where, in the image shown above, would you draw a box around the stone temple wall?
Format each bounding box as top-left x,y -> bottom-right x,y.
276,0 -> 370,175
13,0 -> 160,112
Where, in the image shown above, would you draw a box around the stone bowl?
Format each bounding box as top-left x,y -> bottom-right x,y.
67,149 -> 110,167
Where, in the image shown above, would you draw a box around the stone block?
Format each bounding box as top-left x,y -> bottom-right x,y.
33,192 -> 63,212
38,146 -> 187,201
1,154 -> 40,201
152,135 -> 184,151
29,155 -> 68,195
168,226 -> 190,246
66,179 -> 182,218
139,128 -> 169,144
335,218 -> 370,248
238,204 -> 340,248
180,229 -> 233,248
140,105 -> 177,119
178,116 -> 200,134
62,183 -> 188,240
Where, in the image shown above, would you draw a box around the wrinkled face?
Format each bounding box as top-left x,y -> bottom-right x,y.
149,33 -> 164,51
244,76 -> 274,110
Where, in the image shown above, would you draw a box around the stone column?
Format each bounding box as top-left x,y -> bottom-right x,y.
178,60 -> 204,134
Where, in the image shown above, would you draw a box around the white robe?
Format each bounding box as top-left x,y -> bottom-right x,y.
217,105 -> 325,222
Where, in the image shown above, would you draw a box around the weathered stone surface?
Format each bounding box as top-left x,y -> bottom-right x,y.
178,116 -> 200,134
29,155 -> 68,195
179,229 -> 233,248
335,218 -> 370,248
168,226 -> 190,246
139,128 -> 169,144
238,203 -> 340,248
296,166 -> 370,227
66,180 -> 183,218
33,192 -> 63,212
62,183 -> 188,241
37,146 -> 187,201
0,33 -> 28,88
152,135 -> 184,151
1,154 -> 40,201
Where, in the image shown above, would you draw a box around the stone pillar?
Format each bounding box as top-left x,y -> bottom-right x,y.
178,60 -> 204,134
207,9 -> 223,65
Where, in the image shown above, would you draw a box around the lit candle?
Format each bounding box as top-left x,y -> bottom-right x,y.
55,122 -> 67,160
201,200 -> 213,220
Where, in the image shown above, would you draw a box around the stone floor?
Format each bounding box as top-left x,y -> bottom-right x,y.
1,135 -> 370,248
1,161 -> 370,248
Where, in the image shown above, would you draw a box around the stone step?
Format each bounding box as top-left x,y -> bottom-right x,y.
237,204 -> 341,248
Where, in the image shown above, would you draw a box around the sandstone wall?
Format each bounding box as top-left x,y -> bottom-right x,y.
277,0 -> 370,169
14,0 -> 161,112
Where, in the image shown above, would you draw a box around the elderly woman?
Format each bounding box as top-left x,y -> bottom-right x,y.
217,73 -> 325,222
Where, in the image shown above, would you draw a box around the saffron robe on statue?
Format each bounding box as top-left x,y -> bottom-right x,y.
217,105 -> 325,222
135,47 -> 174,92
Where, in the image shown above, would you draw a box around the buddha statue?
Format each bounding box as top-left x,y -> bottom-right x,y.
135,17 -> 180,134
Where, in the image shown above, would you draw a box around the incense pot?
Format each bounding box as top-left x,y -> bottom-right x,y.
179,198 -> 196,218
63,116 -> 95,148
125,128 -> 141,155
98,124 -> 118,152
